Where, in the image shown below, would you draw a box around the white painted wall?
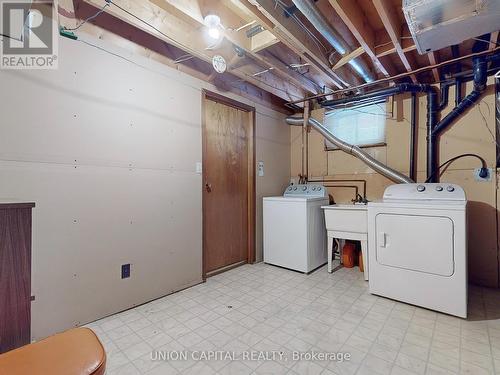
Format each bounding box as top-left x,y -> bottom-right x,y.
0,35 -> 290,340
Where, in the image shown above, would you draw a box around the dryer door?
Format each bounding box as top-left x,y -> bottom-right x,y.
375,213 -> 454,277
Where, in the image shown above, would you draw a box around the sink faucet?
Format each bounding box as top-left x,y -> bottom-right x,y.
352,193 -> 368,204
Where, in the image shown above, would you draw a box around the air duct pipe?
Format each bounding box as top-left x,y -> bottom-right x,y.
286,116 -> 413,184
291,0 -> 374,83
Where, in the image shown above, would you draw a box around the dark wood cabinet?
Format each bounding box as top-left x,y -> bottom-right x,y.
0,202 -> 35,354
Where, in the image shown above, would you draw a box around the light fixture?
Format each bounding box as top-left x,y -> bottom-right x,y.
204,14 -> 222,40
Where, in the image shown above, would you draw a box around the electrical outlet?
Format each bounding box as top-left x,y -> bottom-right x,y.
257,161 -> 264,177
474,167 -> 492,182
121,264 -> 131,279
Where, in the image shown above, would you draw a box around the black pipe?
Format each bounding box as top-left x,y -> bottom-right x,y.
438,81 -> 453,111
321,83 -> 434,107
455,78 -> 463,107
428,56 -> 489,182
319,51 -> 499,183
409,93 -> 417,181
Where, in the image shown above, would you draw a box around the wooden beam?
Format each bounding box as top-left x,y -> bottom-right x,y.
236,0 -> 359,89
427,52 -> 440,83
327,0 -> 390,77
69,1 -> 291,113
375,38 -> 416,57
332,46 -> 364,70
82,0 -> 303,101
152,0 -> 315,94
250,30 -> 278,52
372,0 -> 417,83
490,31 -> 499,50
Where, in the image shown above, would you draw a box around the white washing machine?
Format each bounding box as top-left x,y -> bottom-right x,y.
368,183 -> 467,318
263,184 -> 329,273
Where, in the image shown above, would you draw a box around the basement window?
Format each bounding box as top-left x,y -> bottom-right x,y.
324,101 -> 387,150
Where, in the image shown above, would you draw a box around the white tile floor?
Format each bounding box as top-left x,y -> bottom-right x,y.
86,263 -> 500,375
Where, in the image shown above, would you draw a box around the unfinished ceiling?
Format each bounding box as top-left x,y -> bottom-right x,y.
59,0 -> 500,109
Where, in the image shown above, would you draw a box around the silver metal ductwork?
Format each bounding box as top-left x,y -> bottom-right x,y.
286,116 -> 414,184
403,0 -> 500,54
291,0 -> 375,83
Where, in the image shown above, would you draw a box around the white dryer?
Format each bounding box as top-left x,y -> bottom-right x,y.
368,183 -> 467,318
263,184 -> 329,273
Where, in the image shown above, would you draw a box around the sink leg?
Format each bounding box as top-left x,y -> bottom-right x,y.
361,240 -> 368,281
327,236 -> 333,273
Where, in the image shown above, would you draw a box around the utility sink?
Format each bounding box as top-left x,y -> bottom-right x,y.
322,204 -> 368,234
322,204 -> 369,280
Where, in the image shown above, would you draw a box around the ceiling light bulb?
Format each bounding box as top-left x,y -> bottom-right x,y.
204,14 -> 220,28
204,14 -> 222,40
208,27 -> 220,39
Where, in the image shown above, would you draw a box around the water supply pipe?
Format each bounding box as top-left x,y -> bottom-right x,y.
286,116 -> 413,184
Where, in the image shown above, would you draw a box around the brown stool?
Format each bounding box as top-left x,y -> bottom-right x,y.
0,327 -> 106,375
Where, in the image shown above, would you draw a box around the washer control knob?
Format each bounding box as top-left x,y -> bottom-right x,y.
435,186 -> 443,191
446,185 -> 455,192
417,185 -> 426,192
302,186 -> 307,191
293,187 -> 297,191
312,187 -> 316,191
288,186 -> 292,191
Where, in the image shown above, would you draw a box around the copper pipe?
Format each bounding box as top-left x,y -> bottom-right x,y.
286,47 -> 500,107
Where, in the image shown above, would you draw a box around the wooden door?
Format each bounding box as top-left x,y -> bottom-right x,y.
202,91 -> 255,277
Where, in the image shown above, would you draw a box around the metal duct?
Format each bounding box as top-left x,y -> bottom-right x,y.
286,116 -> 413,184
291,0 -> 375,83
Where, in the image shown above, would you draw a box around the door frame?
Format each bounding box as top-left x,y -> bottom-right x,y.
201,89 -> 256,280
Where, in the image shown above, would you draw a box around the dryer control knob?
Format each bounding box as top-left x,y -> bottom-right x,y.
446,185 -> 455,192
288,187 -> 292,191
417,185 -> 426,192
293,187 -> 297,191
302,186 -> 307,191
435,186 -> 443,191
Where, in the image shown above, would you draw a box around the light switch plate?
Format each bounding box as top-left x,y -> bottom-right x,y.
195,162 -> 202,175
257,161 -> 264,177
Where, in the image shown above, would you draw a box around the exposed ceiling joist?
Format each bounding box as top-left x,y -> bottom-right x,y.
326,0 -> 390,77
235,0 -> 358,89
372,0 -> 417,83
427,52 -> 440,82
152,0 -> 315,95
83,0 -> 303,101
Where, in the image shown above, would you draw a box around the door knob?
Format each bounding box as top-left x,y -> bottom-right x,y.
205,182 -> 212,192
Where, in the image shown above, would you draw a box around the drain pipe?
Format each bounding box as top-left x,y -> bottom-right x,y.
409,93 -> 417,181
286,116 -> 413,184
291,0 -> 374,83
427,56 -> 489,182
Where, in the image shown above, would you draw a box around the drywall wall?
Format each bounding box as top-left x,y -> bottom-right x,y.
291,80 -> 499,287
0,35 -> 289,340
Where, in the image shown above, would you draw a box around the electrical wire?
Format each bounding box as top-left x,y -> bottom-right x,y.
63,2 -> 110,31
68,0 -> 302,100
425,154 -> 487,182
0,33 -> 23,42
273,0 -> 329,54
